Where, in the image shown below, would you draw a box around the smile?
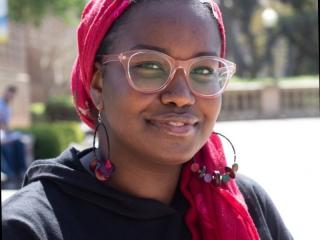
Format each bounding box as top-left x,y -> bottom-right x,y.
168,121 -> 185,127
146,114 -> 199,137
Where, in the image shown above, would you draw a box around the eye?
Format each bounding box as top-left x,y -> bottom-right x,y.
134,62 -> 163,70
191,67 -> 214,75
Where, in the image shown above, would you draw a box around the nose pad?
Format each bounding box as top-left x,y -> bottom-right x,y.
160,69 -> 195,107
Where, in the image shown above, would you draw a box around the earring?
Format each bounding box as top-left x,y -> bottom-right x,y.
190,132 -> 238,186
89,112 -> 115,182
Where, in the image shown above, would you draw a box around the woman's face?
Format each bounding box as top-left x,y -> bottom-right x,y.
97,0 -> 222,165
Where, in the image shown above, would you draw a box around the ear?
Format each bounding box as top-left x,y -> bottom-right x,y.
90,62 -> 104,111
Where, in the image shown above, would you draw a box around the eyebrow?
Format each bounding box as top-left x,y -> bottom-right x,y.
130,44 -> 219,58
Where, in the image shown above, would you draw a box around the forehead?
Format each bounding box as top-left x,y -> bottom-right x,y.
108,0 -> 221,59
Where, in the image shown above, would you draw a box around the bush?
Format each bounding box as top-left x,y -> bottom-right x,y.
20,122 -> 85,159
45,96 -> 79,121
30,103 -> 46,123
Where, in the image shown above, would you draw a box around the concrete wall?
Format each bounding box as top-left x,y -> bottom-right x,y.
219,81 -> 319,121
0,22 -> 30,128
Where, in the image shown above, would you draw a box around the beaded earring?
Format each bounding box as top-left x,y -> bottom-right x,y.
190,132 -> 238,186
89,112 -> 115,182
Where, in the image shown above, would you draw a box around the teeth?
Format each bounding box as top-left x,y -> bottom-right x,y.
168,121 -> 185,127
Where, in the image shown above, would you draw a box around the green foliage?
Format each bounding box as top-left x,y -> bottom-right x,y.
8,0 -> 86,25
23,101 -> 84,158
279,0 -> 316,11
221,0 -> 318,77
279,10 -> 318,75
30,97 -> 80,123
30,103 -> 46,123
21,122 -> 84,159
56,122 -> 85,146
29,124 -> 65,159
45,96 -> 79,122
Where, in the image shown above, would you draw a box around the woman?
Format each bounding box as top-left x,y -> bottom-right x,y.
2,0 -> 293,239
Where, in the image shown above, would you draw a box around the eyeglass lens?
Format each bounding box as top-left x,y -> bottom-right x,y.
128,52 -> 229,95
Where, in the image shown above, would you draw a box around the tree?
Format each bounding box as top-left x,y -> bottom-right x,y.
277,0 -> 318,75
221,0 -> 261,77
8,0 -> 86,25
7,0 -> 86,102
220,0 -> 318,78
8,0 -> 318,78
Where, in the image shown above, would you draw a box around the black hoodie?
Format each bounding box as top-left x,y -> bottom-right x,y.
2,148 -> 293,240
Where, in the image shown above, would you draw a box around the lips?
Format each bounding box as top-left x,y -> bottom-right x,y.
146,113 -> 199,137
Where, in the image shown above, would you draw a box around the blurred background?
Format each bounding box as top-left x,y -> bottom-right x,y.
0,0 -> 319,239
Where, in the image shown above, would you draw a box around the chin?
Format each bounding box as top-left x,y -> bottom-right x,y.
155,147 -> 199,166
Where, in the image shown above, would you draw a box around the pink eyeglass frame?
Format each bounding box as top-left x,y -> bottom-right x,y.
98,49 -> 236,98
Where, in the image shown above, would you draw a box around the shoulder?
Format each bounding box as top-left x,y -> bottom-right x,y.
236,174 -> 293,240
2,181 -> 63,240
236,174 -> 270,203
3,180 -> 54,213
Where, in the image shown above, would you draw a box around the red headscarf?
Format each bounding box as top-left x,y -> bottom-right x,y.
71,0 -> 260,239
71,0 -> 132,129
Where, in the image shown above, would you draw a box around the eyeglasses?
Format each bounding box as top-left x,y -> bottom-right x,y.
97,49 -> 236,98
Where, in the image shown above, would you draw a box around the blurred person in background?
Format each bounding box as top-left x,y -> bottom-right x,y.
0,85 -> 17,130
2,0 -> 293,239
0,85 -> 27,185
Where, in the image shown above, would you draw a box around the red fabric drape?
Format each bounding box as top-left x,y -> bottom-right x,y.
181,133 -> 259,239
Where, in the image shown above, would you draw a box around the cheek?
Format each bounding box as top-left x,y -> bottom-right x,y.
102,65 -> 135,115
102,85 -> 132,125
101,72 -> 155,127
101,68 -> 130,127
200,97 -> 222,130
102,65 -> 128,97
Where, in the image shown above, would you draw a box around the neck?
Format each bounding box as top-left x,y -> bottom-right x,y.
107,155 -> 182,204
97,130 -> 183,204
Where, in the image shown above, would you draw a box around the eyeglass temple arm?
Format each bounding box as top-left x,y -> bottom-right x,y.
96,54 -> 120,65
218,64 -> 236,78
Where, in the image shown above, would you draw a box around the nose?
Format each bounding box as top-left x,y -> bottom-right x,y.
160,69 -> 195,107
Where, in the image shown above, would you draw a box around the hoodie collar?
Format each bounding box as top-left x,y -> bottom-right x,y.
23,147 -> 188,220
